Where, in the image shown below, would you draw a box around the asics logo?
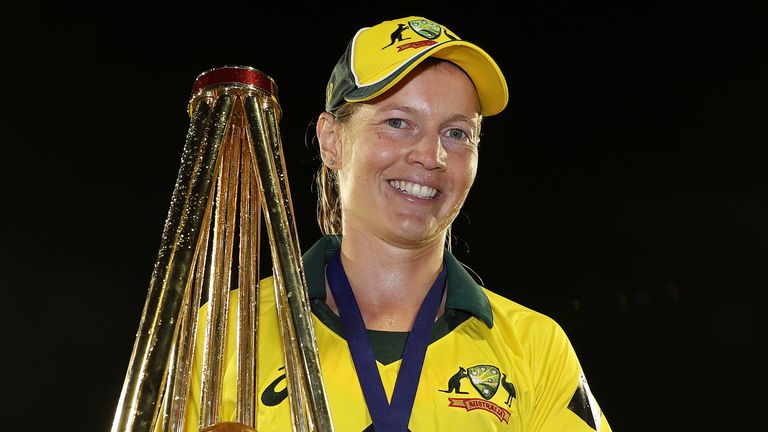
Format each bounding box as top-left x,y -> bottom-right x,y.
260,367 -> 288,406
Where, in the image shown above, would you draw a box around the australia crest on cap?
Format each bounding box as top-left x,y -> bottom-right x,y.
407,18 -> 443,40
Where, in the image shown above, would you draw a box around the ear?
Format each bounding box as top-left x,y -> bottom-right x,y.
316,112 -> 341,169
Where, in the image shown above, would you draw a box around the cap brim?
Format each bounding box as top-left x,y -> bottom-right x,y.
344,40 -> 508,116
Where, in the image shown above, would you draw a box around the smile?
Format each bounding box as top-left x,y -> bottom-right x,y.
388,180 -> 438,199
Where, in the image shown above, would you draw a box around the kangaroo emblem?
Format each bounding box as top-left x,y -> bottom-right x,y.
382,23 -> 411,49
439,366 -> 469,394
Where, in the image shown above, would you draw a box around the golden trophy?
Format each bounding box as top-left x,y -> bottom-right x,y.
111,66 -> 334,432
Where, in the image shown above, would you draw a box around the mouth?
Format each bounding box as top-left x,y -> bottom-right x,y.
388,180 -> 439,199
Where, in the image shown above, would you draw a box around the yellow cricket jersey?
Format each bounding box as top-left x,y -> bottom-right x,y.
175,236 -> 612,431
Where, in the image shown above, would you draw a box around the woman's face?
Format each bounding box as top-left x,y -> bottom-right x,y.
335,61 -> 482,247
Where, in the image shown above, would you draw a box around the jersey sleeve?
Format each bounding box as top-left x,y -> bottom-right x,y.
523,314 -> 612,432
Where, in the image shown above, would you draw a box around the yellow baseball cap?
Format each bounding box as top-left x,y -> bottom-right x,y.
325,16 -> 509,116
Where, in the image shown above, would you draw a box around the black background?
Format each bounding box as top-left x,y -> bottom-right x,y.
6,4 -> 766,431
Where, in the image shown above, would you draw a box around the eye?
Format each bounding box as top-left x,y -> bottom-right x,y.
387,118 -> 406,129
447,128 -> 468,140
442,126 -> 479,148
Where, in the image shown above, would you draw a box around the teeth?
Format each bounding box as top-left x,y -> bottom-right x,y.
389,180 -> 437,199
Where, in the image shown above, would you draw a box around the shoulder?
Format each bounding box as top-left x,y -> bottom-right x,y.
482,288 -> 563,332
480,287 -> 575,357
479,288 -> 591,397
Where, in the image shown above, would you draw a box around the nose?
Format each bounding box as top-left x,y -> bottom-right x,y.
406,133 -> 447,171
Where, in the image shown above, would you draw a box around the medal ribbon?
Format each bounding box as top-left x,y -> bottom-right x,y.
326,250 -> 447,431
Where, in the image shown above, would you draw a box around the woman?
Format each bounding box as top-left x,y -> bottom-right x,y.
184,16 -> 612,432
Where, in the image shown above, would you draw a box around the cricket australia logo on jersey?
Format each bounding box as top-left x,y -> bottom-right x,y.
438,364 -> 516,423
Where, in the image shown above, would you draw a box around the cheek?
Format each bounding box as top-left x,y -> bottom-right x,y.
467,156 -> 479,182
453,152 -> 479,190
337,149 -> 388,197
352,141 -> 401,175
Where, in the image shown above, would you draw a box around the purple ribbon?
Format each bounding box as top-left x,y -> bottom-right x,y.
326,251 -> 447,431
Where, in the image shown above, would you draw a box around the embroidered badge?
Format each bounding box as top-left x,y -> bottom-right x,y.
439,364 -> 517,423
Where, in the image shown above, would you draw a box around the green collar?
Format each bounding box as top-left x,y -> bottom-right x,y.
302,235 -> 493,328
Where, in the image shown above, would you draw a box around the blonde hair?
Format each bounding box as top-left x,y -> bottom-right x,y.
314,102 -> 357,236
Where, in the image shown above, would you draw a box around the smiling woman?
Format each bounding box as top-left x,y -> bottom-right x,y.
316,59 -> 481,256
169,15 -> 613,432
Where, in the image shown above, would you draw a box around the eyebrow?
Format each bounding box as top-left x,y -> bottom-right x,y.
378,104 -> 418,115
379,105 -> 480,125
446,113 -> 481,127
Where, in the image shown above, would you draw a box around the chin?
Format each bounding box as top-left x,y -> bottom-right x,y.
389,223 -> 446,246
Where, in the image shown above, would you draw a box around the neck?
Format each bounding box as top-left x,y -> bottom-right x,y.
326,230 -> 447,331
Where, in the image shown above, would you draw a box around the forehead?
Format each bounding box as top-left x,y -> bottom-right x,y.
360,61 -> 481,118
